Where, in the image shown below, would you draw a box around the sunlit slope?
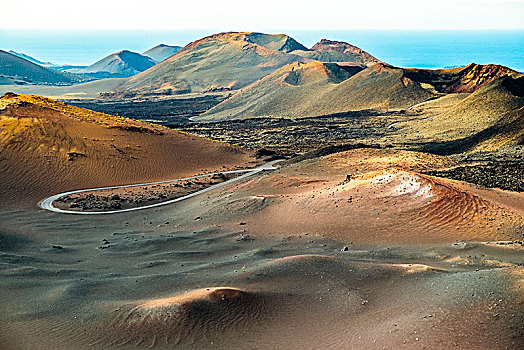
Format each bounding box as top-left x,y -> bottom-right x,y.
201,62 -> 434,119
0,93 -> 252,209
401,75 -> 524,153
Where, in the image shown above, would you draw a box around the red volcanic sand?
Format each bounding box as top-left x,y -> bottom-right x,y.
208,149 -> 524,243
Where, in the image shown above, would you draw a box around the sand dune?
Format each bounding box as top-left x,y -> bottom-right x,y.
1,231 -> 521,350
0,158 -> 522,348
93,287 -> 269,348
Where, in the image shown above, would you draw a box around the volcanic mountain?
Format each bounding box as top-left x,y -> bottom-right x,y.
200,62 -> 434,119
200,60 -> 522,121
403,63 -> 521,93
8,50 -> 89,72
0,92 -> 253,209
119,32 -> 309,96
8,50 -> 53,66
71,50 -> 158,78
401,74 -> 524,154
142,44 -> 182,62
290,39 -> 381,66
0,50 -> 90,85
116,32 -> 383,97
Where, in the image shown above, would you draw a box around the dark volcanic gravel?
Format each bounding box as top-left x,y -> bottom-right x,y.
424,161 -> 524,192
63,94 -> 229,124
172,111 -> 396,155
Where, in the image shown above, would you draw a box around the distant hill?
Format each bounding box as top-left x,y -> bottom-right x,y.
200,62 -> 434,120
118,32 -> 309,96
117,32 -> 381,97
290,39 -> 381,66
70,50 -> 158,78
199,57 -> 523,121
0,92 -> 252,209
0,50 -> 91,85
7,50 -> 88,72
403,63 -> 521,93
142,44 -> 182,62
8,50 -> 53,66
406,75 -> 524,153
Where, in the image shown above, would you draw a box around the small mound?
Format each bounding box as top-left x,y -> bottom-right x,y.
140,287 -> 245,308
94,287 -> 268,348
383,263 -> 439,273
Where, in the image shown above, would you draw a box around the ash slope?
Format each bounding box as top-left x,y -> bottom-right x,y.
0,93 -> 253,209
397,75 -> 524,154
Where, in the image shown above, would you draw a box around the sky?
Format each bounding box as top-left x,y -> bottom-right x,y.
3,0 -> 524,31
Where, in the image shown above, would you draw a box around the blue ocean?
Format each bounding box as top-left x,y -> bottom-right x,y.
1,29 -> 523,72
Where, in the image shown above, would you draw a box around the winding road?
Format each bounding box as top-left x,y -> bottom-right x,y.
40,160 -> 282,215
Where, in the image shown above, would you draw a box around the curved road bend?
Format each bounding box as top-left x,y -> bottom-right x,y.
40,160 -> 282,215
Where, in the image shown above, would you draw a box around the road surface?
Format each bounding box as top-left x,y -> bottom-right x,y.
40,160 -> 282,215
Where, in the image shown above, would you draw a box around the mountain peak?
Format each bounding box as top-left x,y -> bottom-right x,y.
74,50 -> 157,78
310,39 -> 381,66
142,44 -> 182,62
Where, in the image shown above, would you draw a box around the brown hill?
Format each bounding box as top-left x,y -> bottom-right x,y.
403,63 -> 520,93
0,93 -> 253,209
291,39 -> 381,66
203,148 -> 524,243
142,44 -> 182,62
69,50 -> 157,78
200,62 -> 434,120
400,75 -> 524,153
118,32 -> 309,96
115,32 -> 380,97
